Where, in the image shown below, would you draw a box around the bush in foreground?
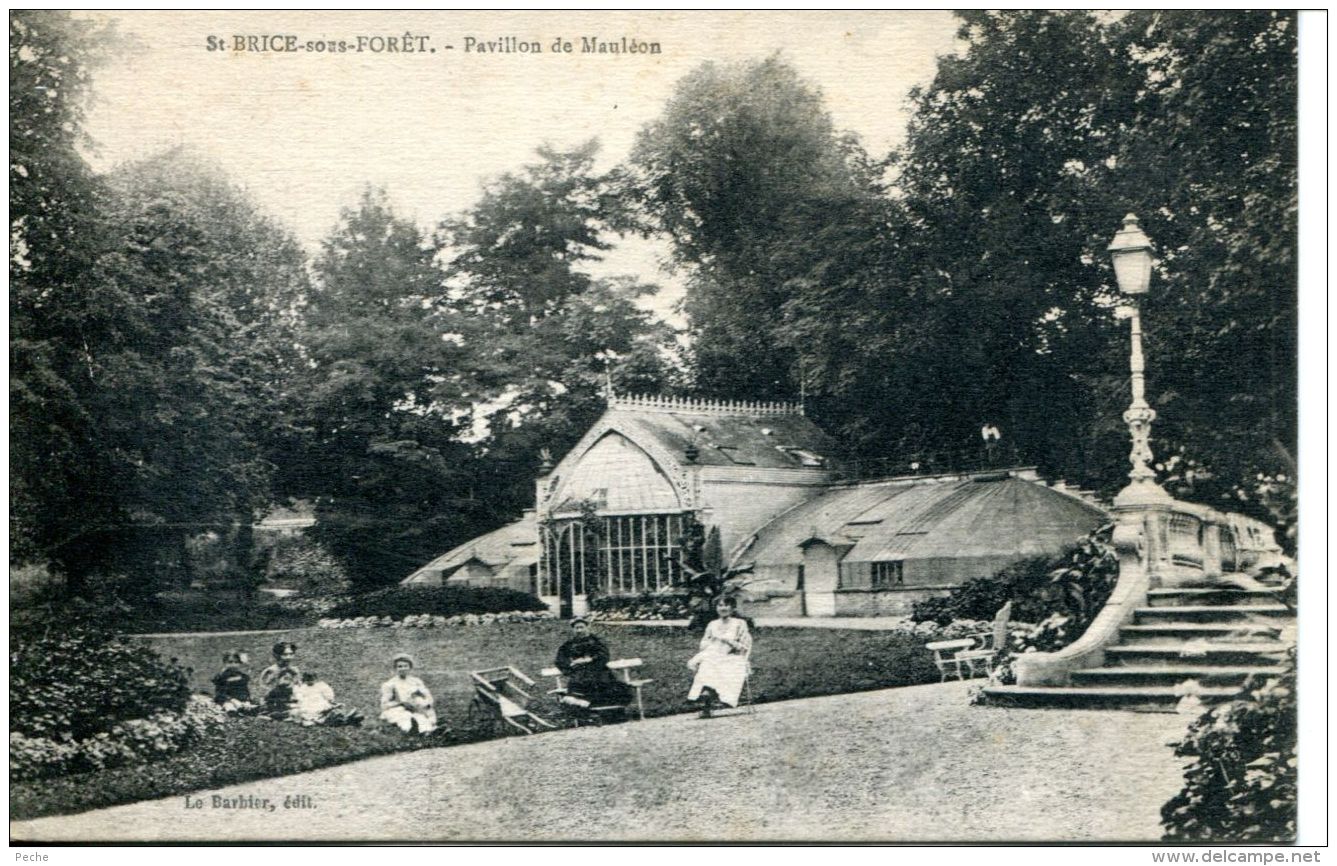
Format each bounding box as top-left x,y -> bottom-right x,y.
10,628 -> 193,741
1161,648 -> 1297,842
327,585 -> 546,619
11,695 -> 227,782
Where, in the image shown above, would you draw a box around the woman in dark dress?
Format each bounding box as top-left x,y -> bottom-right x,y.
554,618 -> 632,708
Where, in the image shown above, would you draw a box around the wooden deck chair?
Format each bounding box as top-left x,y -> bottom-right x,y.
468,666 -> 557,734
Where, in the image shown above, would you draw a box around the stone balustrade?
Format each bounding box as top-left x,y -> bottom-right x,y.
1014,495 -> 1286,687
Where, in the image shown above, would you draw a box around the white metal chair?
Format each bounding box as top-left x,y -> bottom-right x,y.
925,602 -> 1013,681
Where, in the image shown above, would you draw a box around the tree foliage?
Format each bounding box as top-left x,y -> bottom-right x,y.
1114,12 -> 1297,524
440,142 -> 681,524
630,56 -> 881,399
630,16 -> 1296,522
11,11 -> 117,572
289,188 -> 482,587
11,11 -> 308,589
891,10 -> 1297,514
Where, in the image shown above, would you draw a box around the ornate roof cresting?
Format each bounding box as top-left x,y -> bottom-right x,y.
609,392 -> 804,417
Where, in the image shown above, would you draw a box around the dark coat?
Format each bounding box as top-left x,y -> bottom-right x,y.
555,633 -> 632,706
211,668 -> 251,703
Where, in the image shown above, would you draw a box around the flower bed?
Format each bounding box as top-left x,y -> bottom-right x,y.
586,590 -> 693,621
11,628 -> 193,741
318,609 -> 555,629
11,695 -> 227,782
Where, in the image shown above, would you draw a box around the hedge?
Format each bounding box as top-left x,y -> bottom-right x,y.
327,584 -> 546,619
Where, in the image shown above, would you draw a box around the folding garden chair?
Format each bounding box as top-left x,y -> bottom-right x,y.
468,666 -> 557,734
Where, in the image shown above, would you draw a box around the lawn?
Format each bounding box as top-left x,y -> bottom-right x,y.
10,621 -> 939,820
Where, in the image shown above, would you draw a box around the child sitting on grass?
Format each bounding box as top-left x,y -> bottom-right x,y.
211,651 -> 258,715
292,672 -> 363,727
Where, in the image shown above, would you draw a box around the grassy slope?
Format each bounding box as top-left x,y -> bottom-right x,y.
11,622 -> 938,820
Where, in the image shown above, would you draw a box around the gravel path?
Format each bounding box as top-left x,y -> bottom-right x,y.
11,681 -> 1189,843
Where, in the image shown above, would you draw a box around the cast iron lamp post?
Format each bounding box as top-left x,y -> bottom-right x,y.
1108,213 -> 1171,506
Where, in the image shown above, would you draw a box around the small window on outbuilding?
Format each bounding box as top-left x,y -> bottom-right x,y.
871,561 -> 904,589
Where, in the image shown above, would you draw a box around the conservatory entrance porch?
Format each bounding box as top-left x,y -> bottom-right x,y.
538,512 -> 691,617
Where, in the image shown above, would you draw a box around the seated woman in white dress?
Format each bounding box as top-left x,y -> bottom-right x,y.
379,654 -> 437,735
687,596 -> 753,718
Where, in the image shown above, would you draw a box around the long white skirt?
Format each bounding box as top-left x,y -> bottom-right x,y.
380,705 -> 436,734
687,652 -> 750,707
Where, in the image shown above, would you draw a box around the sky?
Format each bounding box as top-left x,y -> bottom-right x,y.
78,11 -> 963,323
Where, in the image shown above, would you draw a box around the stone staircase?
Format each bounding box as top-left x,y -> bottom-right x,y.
983,583 -> 1294,712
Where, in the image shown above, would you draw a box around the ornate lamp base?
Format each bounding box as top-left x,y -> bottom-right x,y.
1112,478 -> 1173,508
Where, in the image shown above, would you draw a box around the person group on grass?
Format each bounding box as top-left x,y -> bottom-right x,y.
210,642 -> 381,731
209,596 -> 752,735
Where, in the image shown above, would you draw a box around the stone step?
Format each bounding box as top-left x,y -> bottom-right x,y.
1118,623 -> 1283,643
1132,604 -> 1292,623
980,684 -> 1239,713
1072,666 -> 1286,687
1105,643 -> 1292,666
1145,588 -> 1279,607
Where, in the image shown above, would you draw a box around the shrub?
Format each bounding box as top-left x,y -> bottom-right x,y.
923,524 -> 1121,690
327,584 -> 546,619
910,555 -> 1059,625
1161,648 -> 1297,841
10,628 -> 193,741
11,695 -> 227,781
9,573 -> 136,635
913,524 -> 1116,628
116,596 -> 314,634
587,590 -> 693,621
262,536 -> 351,597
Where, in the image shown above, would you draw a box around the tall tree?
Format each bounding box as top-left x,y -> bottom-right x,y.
294,188 -> 485,586
890,10 -> 1297,523
1112,11 -> 1297,526
890,11 -> 1141,481
12,17 -> 302,588
441,140 -> 627,319
95,150 -> 310,586
630,56 -> 878,399
440,142 -> 680,523
10,11 -> 117,575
